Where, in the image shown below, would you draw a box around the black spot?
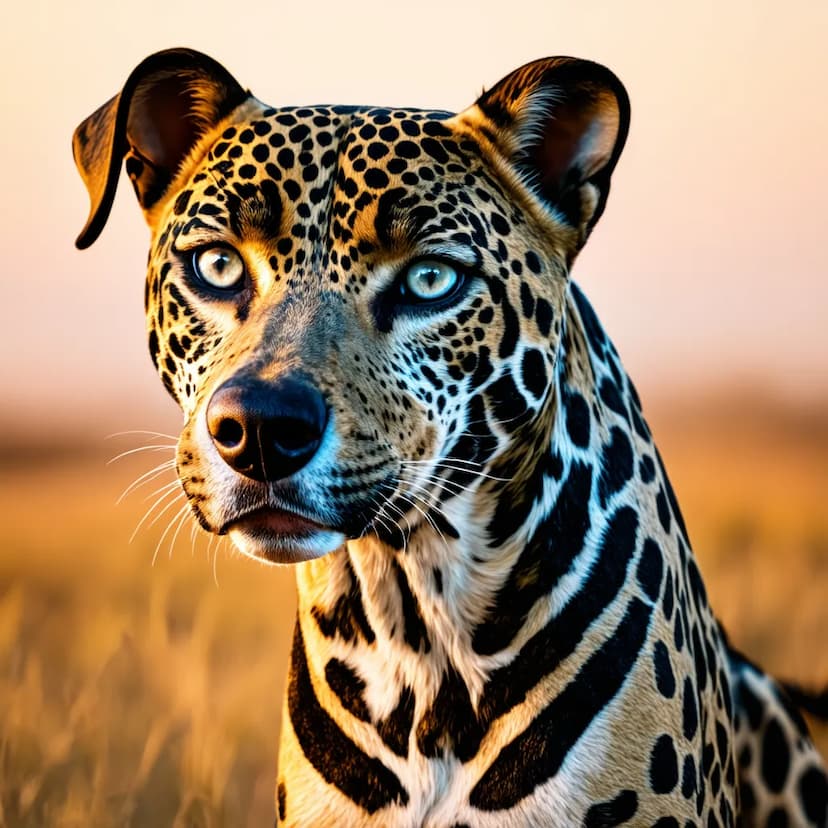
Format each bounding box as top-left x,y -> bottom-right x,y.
428,509 -> 460,541
600,377 -> 627,418
365,168 -> 389,189
521,349 -> 547,399
640,455 -> 656,483
288,124 -> 310,142
377,686 -> 415,757
311,561 -> 375,644
277,781 -> 286,821
674,607 -> 685,652
637,538 -> 664,601
148,329 -> 160,369
737,677 -> 764,729
583,789 -> 638,827
562,387 -> 591,448
710,762 -> 721,796
715,720 -> 729,767
598,427 -> 633,507
535,297 -> 553,337
653,640 -> 676,698
373,187 -> 407,245
682,754 -> 697,798
167,334 -> 188,361
650,734 -> 679,793
287,625 -> 408,813
519,281 -> 535,318
761,717 -> 790,793
799,765 -> 828,824
740,779 -> 756,811
470,598 -> 653,810
663,572 -> 674,619
653,819 -> 679,828
498,296 -> 520,359
277,147 -> 295,169
432,567 -> 443,594
655,448 -> 690,542
767,809 -> 788,828
691,625 -> 708,693
525,250 -> 541,273
571,282 -> 607,356
391,559 -> 430,653
656,487 -> 671,533
485,370 -> 530,432
367,141 -> 389,160
173,189 -> 192,215
416,668 -> 483,761
421,137 -> 448,163
395,140 -> 421,159
683,678 -> 699,740
325,658 -> 370,721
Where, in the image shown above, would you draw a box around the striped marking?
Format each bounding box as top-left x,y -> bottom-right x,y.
288,624 -> 408,814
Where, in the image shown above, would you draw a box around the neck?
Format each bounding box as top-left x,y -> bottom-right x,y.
292,282 -> 659,725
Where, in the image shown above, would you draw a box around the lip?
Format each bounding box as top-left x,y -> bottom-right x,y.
225,506 -> 328,537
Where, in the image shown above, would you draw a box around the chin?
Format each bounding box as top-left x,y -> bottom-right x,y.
228,524 -> 346,564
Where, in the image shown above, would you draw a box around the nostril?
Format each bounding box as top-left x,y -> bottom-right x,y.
269,418 -> 321,456
214,418 -> 244,448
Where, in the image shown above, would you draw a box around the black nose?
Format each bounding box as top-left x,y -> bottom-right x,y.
206,375 -> 328,482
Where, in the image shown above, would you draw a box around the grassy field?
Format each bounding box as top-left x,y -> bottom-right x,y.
1,393 -> 826,826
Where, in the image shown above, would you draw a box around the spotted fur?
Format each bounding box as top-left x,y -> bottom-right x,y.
74,49 -> 827,827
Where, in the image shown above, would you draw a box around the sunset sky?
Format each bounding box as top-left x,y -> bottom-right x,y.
2,0 -> 826,435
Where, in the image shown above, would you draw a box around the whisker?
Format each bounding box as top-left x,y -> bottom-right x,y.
107,445 -> 177,465
116,460 -> 177,505
395,487 -> 450,551
141,479 -> 182,503
130,486 -> 183,544
152,503 -> 189,566
189,520 -> 201,556
167,505 -> 192,560
399,458 -> 512,484
106,430 -> 178,441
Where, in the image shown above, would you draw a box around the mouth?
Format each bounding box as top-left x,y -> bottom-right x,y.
224,506 -> 346,564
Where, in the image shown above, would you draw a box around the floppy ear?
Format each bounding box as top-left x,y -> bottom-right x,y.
72,48 -> 250,249
469,57 -> 630,246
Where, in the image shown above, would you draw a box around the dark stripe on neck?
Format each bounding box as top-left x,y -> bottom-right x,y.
377,686 -> 415,757
311,559 -> 376,644
470,596 -> 653,810
391,558 -> 431,653
288,623 -> 408,813
479,506 -> 640,726
415,668 -> 484,761
472,461 -> 593,655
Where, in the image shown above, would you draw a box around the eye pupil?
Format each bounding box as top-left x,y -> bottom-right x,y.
194,246 -> 245,290
403,260 -> 460,302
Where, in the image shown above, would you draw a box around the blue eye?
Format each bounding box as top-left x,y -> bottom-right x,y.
193,246 -> 245,290
401,260 -> 461,302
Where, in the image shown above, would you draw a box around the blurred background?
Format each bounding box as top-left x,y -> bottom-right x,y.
1,0 -> 826,824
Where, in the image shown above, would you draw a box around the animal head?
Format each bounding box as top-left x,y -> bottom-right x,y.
74,48 -> 629,563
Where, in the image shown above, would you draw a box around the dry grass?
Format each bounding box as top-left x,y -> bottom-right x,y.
0,393 -> 826,825
0,448 -> 296,826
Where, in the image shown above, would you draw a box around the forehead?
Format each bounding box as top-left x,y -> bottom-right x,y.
178,105 -> 505,237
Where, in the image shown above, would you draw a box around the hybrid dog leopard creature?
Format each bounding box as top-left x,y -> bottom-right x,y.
74,49 -> 828,827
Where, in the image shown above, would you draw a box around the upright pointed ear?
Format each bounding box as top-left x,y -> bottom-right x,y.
72,48 -> 250,249
469,57 -> 630,246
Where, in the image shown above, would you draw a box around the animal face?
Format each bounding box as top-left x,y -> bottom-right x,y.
73,50 -> 628,564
